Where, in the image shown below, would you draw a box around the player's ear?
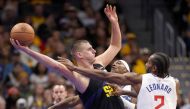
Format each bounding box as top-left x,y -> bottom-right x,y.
76,52 -> 82,58
152,65 -> 157,72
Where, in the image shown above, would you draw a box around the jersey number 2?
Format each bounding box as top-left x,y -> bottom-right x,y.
154,95 -> 164,109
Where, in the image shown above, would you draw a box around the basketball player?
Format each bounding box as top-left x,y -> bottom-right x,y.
52,59 -> 136,109
10,5 -> 124,109
62,52 -> 180,109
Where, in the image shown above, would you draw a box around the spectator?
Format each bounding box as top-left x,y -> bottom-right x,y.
16,98 -> 28,109
182,28 -> 190,56
52,84 -> 68,105
43,89 -> 52,108
30,84 -> 45,109
31,4 -> 45,30
37,13 -> 56,42
0,96 -> 6,109
30,63 -> 48,88
132,48 -> 151,74
3,50 -> 32,81
181,92 -> 190,109
6,87 -> 20,109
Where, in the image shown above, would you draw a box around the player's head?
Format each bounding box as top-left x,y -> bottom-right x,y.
71,40 -> 96,64
111,60 -> 130,74
52,84 -> 67,104
146,52 -> 170,78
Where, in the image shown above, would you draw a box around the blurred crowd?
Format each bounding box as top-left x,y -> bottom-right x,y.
166,0 -> 190,56
0,0 -> 189,109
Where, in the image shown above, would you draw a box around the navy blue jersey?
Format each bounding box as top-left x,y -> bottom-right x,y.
78,64 -> 124,109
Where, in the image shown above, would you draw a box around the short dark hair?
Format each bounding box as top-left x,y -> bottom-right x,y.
71,40 -> 89,56
151,52 -> 170,78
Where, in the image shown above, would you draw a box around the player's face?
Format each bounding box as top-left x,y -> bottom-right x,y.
111,60 -> 128,74
52,85 -> 67,103
145,55 -> 154,73
78,42 -> 96,63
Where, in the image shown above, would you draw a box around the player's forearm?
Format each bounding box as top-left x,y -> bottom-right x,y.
74,66 -> 127,85
110,21 -> 122,49
20,47 -> 73,79
74,66 -> 108,80
49,96 -> 80,109
21,47 -> 59,69
74,67 -> 136,86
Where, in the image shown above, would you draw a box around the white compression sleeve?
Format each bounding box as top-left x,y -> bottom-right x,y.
120,97 -> 136,109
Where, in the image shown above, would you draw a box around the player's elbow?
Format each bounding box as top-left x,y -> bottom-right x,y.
53,63 -> 67,73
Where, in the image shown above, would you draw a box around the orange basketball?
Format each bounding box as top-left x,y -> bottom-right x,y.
10,23 -> 35,46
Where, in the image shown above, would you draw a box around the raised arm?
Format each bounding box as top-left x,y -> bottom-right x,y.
95,5 -> 122,67
10,39 -> 88,93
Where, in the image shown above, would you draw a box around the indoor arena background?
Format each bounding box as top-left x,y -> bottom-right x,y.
0,0 -> 189,109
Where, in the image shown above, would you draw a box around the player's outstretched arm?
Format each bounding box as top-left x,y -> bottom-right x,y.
95,5 -> 122,67
48,95 -> 80,109
74,66 -> 141,86
10,39 -> 88,93
60,58 -> 141,86
10,39 -> 73,78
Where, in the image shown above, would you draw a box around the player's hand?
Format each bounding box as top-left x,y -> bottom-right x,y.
48,95 -> 80,109
104,4 -> 118,23
107,83 -> 124,96
10,38 -> 28,50
63,95 -> 80,107
57,57 -> 75,71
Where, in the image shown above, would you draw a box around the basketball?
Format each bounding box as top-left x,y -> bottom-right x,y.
10,23 -> 35,46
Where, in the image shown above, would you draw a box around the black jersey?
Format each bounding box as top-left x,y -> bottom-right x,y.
78,64 -> 124,109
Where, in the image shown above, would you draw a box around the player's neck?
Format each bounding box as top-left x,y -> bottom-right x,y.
77,60 -> 94,69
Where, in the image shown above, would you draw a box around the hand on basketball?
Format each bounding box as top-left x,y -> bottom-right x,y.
57,57 -> 75,71
10,38 -> 28,50
104,4 -> 118,23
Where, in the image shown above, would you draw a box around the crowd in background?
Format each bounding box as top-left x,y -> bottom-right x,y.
166,0 -> 190,56
0,0 -> 189,109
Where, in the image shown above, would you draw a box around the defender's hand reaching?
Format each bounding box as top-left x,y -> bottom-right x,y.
107,83 -> 124,96
57,57 -> 75,71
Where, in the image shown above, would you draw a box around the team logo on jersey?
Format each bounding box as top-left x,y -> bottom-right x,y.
103,85 -> 114,97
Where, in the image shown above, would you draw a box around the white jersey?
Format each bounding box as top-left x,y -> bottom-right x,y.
137,73 -> 177,109
121,85 -> 132,101
120,85 -> 135,109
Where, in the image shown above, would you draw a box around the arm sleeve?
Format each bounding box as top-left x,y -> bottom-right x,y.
120,97 -> 135,109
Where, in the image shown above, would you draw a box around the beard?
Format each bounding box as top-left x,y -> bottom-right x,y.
146,67 -> 151,73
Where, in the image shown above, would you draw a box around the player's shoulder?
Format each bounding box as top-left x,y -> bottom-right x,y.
167,75 -> 178,81
141,73 -> 153,78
